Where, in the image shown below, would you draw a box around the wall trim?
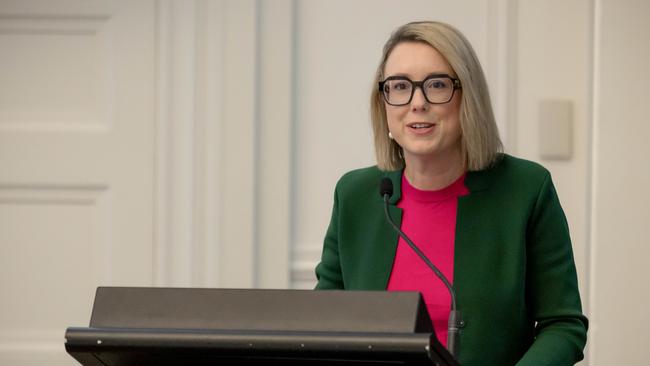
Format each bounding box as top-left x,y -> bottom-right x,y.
154,0 -> 197,287
256,0 -> 294,289
486,0 -> 518,152
586,0 -> 600,364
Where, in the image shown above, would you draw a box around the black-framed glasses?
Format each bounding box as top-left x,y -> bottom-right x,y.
378,74 -> 461,106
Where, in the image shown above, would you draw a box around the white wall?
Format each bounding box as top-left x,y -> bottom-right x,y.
589,0 -> 650,364
514,0 -> 592,305
508,2 -> 650,364
516,1 -> 650,364
1,0 -> 649,365
0,1 -> 156,364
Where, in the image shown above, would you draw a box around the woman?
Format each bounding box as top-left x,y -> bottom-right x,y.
315,21 -> 588,366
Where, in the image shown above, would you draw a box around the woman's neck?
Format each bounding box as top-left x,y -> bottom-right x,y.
403,150 -> 465,191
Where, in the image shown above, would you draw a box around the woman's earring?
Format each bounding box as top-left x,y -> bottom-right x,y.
388,132 -> 393,139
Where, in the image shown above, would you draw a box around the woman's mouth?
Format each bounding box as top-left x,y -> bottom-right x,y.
407,122 -> 436,134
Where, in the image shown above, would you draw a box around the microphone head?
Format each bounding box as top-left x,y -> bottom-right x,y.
380,177 -> 393,198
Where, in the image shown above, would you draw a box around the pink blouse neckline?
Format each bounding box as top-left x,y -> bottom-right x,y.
401,173 -> 468,203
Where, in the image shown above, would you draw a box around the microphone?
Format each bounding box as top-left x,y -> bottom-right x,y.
379,177 -> 462,359
380,177 -> 394,197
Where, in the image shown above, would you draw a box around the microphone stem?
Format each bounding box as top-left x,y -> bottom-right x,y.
383,194 -> 462,359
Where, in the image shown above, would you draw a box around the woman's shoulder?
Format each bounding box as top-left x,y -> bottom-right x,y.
333,165 -> 396,199
336,165 -> 384,189
466,154 -> 552,194
495,154 -> 550,179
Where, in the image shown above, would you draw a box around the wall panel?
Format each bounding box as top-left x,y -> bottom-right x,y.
0,1 -> 155,365
0,185 -> 109,362
590,0 -> 650,364
0,15 -> 111,129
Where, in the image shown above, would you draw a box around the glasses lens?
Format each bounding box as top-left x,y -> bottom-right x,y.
423,77 -> 454,103
383,79 -> 412,105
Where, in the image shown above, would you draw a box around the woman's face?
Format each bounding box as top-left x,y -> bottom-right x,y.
383,41 -> 462,164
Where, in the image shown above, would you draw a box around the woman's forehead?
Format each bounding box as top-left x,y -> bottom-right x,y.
384,41 -> 454,78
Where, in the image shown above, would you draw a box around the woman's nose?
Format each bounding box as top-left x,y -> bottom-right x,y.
410,87 -> 429,111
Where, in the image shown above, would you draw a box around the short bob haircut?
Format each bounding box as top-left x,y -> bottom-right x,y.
371,21 -> 503,171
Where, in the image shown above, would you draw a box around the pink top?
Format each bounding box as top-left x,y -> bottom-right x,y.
386,173 -> 469,347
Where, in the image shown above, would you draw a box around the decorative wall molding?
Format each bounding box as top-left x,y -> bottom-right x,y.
154,0 -> 294,289
586,1 -> 599,365
0,15 -> 113,130
193,0 -> 225,288
154,0 -> 197,287
291,244 -> 320,289
0,184 -> 111,281
216,0 -> 258,288
0,183 -> 107,203
256,0 -> 294,289
0,2 -> 155,364
0,184 -> 110,357
0,14 -> 109,34
486,0 -> 518,152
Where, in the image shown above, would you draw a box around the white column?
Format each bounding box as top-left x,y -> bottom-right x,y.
217,0 -> 259,287
155,0 -> 197,286
256,0 -> 294,288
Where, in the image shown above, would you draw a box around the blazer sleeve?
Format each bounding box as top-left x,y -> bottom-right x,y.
314,182 -> 344,289
516,173 -> 589,365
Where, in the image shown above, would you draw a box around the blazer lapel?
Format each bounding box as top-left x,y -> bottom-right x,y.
360,169 -> 403,290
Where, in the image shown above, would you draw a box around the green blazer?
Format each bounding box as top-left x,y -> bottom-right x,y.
315,154 -> 588,366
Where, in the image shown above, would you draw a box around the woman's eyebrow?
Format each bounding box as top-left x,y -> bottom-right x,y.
425,72 -> 453,78
384,72 -> 411,78
384,71 -> 453,79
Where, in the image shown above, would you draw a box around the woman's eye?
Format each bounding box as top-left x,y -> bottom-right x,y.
427,79 -> 449,89
392,81 -> 410,91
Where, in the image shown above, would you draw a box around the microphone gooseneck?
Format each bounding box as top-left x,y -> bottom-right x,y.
379,177 -> 462,360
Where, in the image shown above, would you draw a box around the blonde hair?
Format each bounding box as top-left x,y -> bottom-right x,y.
371,21 -> 503,171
